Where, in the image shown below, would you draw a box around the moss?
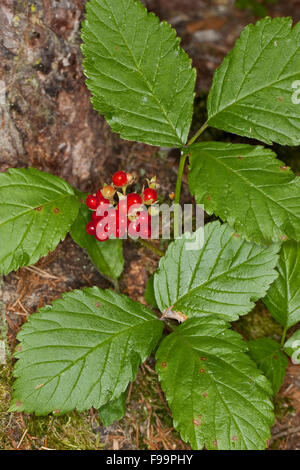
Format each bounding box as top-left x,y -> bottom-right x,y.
0,359 -> 104,450
0,355 -> 179,450
0,363 -> 13,449
25,412 -> 103,450
129,370 -> 172,428
233,301 -> 283,341
119,362 -> 187,450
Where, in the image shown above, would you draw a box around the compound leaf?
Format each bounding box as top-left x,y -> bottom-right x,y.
154,221 -> 279,321
188,142 -> 300,244
207,17 -> 300,146
247,338 -> 288,394
81,0 -> 196,147
0,168 -> 79,275
10,287 -> 163,415
264,241 -> 300,328
70,192 -> 124,280
156,317 -> 274,450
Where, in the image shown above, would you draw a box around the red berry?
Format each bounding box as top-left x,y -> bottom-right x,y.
96,190 -> 110,204
127,210 -> 151,239
112,171 -> 128,187
143,188 -> 157,205
117,198 -> 127,216
91,212 -> 103,223
138,210 -> 150,224
95,218 -> 109,242
117,193 -> 143,219
86,194 -> 98,210
86,222 -> 96,236
127,193 -> 142,209
95,207 -> 111,219
95,195 -> 111,219
128,220 -> 140,239
137,211 -> 151,239
115,209 -> 129,238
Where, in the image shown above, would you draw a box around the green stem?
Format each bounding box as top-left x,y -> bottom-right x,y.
187,121 -> 208,146
136,238 -> 165,257
111,278 -> 120,292
164,319 -> 177,332
174,152 -> 188,238
100,274 -> 120,291
281,326 -> 288,347
172,121 -> 209,238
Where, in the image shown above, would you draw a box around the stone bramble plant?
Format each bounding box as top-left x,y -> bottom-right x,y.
1,0 -> 300,450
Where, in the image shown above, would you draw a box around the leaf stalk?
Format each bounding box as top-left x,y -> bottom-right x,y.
187,121 -> 208,146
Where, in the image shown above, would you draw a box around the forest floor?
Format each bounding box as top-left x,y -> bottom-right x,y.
0,0 -> 300,450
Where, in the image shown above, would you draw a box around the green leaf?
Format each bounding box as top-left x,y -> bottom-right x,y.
247,338 -> 288,394
264,241 -> 300,328
188,142 -> 300,244
0,168 -> 79,275
154,221 -> 280,321
207,17 -> 300,146
81,0 -> 196,147
156,317 -> 274,450
144,275 -> 158,309
284,330 -> 300,363
10,287 -> 163,415
98,391 -> 127,426
70,192 -> 124,280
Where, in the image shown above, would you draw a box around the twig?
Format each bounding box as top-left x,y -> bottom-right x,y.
271,425 -> 300,441
23,266 -> 61,280
17,429 -> 28,449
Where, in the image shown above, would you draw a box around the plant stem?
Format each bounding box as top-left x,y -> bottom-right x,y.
101,274 -> 120,291
172,121 -> 209,238
111,278 -> 120,292
174,152 -> 188,238
281,326 -> 288,347
187,121 -> 208,146
136,238 -> 165,257
164,319 -> 177,332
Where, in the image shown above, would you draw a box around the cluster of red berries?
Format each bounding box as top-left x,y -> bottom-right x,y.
85,171 -> 158,242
